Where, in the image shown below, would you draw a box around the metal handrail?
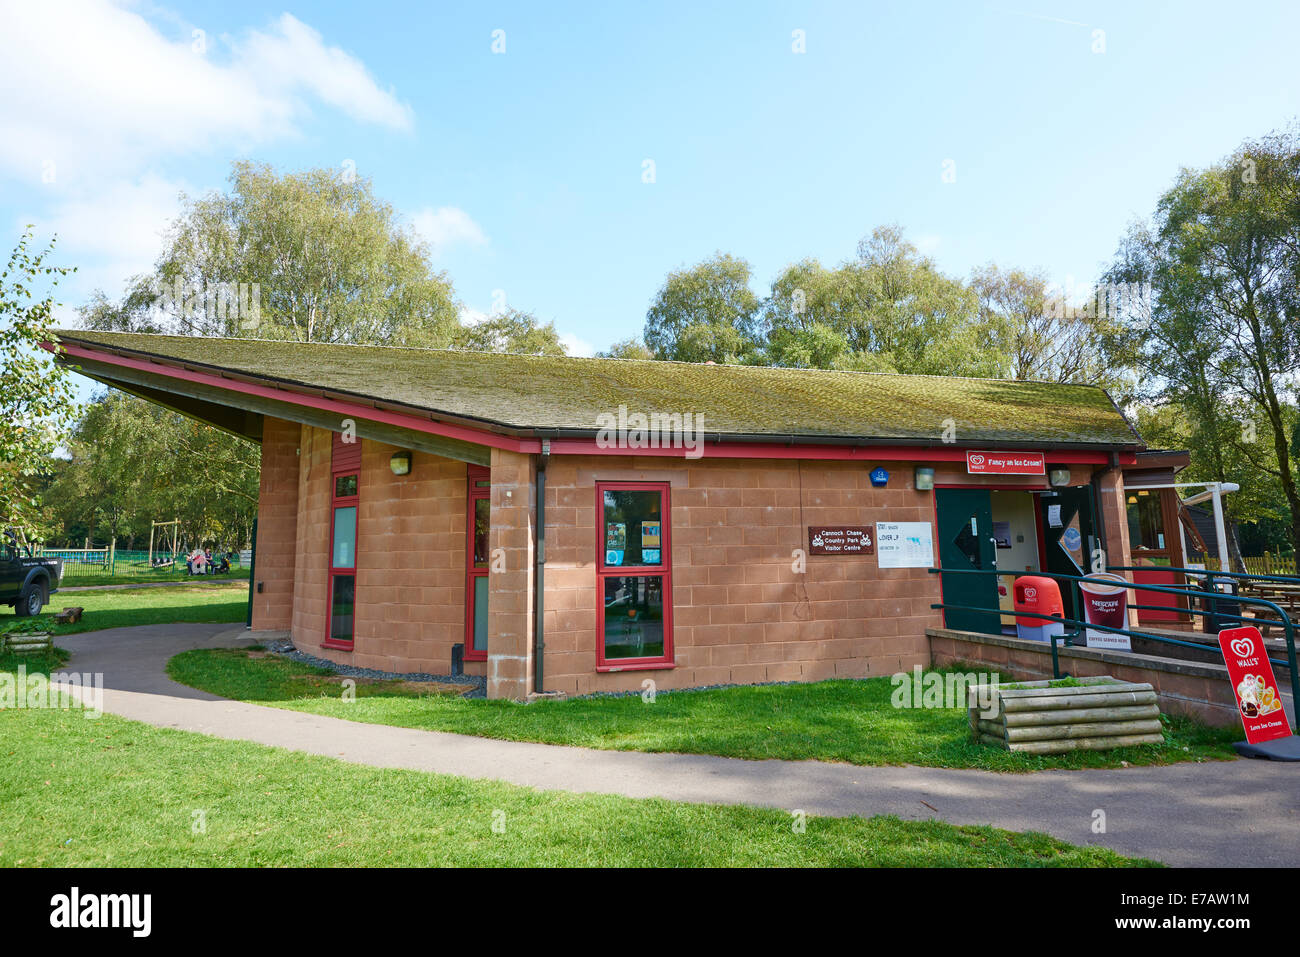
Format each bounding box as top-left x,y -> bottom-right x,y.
928,565 -> 1299,715
1107,563 -> 1300,587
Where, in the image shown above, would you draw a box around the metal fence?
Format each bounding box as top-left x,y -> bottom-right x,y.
34,545 -> 244,580
927,565 -> 1299,722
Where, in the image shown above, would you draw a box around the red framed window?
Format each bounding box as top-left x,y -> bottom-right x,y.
596,481 -> 673,671
465,464 -> 491,661
325,433 -> 360,650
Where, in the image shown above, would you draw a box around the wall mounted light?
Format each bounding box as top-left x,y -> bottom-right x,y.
390,450 -> 412,476
914,467 -> 935,491
1048,467 -> 1071,488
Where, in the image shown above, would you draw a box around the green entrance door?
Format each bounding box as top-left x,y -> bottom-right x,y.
935,488 -> 999,635
1039,485 -> 1098,624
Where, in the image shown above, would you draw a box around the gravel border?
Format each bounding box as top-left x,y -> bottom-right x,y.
263,639 -> 486,698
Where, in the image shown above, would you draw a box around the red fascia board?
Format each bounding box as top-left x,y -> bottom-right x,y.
49,340 -> 539,454
545,437 -> 1133,465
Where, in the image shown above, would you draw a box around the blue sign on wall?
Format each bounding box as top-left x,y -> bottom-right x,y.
870,467 -> 890,488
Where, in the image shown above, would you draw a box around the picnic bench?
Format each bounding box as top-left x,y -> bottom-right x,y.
1238,581 -> 1300,636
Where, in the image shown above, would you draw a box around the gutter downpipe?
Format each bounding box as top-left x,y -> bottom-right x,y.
534,438 -> 550,695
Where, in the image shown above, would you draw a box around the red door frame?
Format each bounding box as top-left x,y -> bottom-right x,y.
595,480 -> 674,672
464,465 -> 490,661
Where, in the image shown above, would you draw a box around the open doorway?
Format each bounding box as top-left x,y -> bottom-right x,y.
936,487 -> 1044,636
937,484 -> 1099,636
990,490 -> 1042,632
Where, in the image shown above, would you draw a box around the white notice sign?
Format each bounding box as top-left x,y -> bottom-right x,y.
876,521 -> 935,569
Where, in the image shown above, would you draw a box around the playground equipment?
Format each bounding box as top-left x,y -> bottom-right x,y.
147,519 -> 180,568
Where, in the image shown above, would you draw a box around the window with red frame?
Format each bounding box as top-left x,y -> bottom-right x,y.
596,481 -> 672,670
326,432 -> 360,649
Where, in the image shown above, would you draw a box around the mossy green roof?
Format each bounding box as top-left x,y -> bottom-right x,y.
57,331 -> 1142,448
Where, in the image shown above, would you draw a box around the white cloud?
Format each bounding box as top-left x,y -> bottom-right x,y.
915,234 -> 943,254
236,14 -> 413,131
37,174 -> 182,267
459,306 -> 490,327
0,0 -> 413,184
410,207 -> 489,255
558,332 -> 596,357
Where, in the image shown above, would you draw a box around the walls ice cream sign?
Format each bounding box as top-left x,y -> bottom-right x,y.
1217,626 -> 1291,744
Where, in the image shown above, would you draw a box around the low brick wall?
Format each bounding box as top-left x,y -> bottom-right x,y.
927,627 -> 1240,727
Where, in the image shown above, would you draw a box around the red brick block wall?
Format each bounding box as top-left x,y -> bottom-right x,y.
250,416 -> 300,631
487,448 -> 535,700
539,456 -> 1106,697
289,425 -> 476,675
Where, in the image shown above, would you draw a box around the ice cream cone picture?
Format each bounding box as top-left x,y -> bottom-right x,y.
1237,675 -> 1261,717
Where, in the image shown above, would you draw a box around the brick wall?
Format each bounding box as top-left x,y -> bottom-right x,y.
487,448 -> 535,700
539,456 -> 1069,697
289,425 -> 477,676
249,416 -> 299,631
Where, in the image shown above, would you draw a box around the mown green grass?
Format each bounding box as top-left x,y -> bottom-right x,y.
167,649 -> 1241,772
3,582 -> 247,636
0,705 -> 1155,867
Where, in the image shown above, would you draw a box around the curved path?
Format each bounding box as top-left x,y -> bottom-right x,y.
53,623 -> 1300,867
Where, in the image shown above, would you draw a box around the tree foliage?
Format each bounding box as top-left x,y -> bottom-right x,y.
44,390 -> 259,550
643,252 -> 762,363
1106,127 -> 1300,556
0,229 -> 77,541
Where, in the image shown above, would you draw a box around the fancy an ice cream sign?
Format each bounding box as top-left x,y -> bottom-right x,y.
1217,626 -> 1291,744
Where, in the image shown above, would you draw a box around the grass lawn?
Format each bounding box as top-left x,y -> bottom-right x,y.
0,704 -> 1154,867
167,649 -> 1241,772
3,582 -> 247,636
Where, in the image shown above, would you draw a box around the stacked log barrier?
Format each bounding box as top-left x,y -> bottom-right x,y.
968,676 -> 1164,754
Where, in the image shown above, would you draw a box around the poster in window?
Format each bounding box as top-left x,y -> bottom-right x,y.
641,548 -> 661,564
606,523 -> 626,549
641,521 -> 661,548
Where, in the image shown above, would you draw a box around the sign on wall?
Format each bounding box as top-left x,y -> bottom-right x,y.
876,521 -> 935,568
965,451 -> 1046,475
1217,626 -> 1293,744
808,526 -> 874,555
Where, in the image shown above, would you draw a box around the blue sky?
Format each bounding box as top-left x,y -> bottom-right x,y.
3,0 -> 1299,376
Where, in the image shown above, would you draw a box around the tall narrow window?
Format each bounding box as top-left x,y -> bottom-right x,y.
596,481 -> 673,670
326,433 -> 360,650
465,465 -> 491,661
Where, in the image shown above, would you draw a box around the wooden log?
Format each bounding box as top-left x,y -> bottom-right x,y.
1001,690 -> 1158,712
997,682 -> 1154,699
976,719 -> 1008,740
1005,719 -> 1164,742
1002,704 -> 1160,727
978,732 -> 1010,750
1005,732 -> 1165,754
